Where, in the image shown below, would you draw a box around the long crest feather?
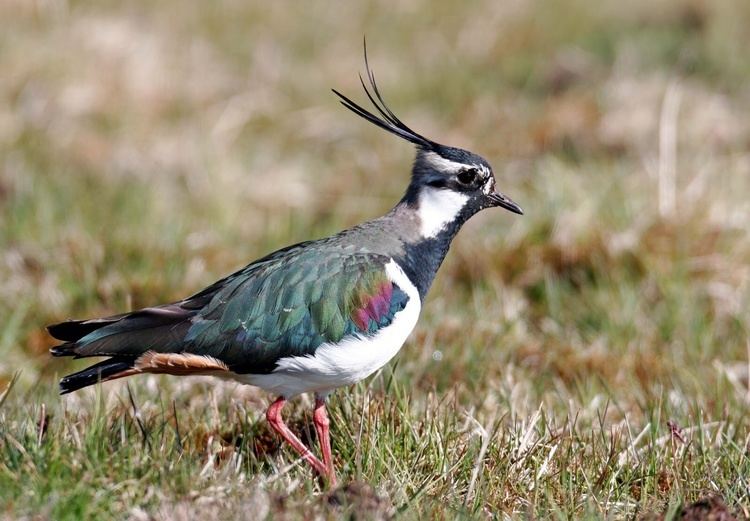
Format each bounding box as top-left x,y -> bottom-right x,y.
332,39 -> 436,149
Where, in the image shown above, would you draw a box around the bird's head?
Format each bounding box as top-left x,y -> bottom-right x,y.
333,49 -> 522,239
410,145 -> 522,215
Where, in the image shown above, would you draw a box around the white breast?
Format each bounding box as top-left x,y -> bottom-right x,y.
235,259 -> 421,398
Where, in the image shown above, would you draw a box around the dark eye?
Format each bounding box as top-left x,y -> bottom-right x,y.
457,168 -> 479,185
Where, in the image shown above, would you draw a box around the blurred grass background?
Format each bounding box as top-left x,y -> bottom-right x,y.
1,0 -> 749,518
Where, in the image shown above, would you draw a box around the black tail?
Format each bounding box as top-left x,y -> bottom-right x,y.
59,357 -> 135,395
48,301 -> 214,394
49,317 -> 136,394
47,314 -> 129,343
50,342 -> 76,357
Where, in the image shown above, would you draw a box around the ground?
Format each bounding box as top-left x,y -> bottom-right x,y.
1,0 -> 749,519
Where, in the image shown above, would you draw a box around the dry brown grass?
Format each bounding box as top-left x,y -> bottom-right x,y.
1,0 -> 749,518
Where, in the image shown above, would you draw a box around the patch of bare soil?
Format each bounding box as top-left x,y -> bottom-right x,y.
642,495 -> 741,521
327,481 -> 394,520
676,496 -> 739,521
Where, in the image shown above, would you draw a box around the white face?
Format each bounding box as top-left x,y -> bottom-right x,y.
415,151 -> 496,238
417,188 -> 470,238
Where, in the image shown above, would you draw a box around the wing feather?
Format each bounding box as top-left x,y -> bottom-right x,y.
49,241 -> 412,389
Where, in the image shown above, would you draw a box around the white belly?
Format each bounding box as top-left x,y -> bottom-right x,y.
234,260 -> 421,398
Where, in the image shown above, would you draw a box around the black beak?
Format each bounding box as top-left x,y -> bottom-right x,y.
488,191 -> 523,215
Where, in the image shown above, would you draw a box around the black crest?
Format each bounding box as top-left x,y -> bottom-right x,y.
332,41 -> 437,149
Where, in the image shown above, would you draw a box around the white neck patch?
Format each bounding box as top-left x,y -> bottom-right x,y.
417,187 -> 470,238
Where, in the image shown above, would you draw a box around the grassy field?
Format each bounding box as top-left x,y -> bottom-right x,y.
2,0 -> 750,518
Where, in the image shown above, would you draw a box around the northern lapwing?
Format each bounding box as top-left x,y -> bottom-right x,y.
48,50 -> 523,486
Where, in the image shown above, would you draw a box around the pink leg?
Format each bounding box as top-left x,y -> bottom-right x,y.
266,397 -> 327,477
313,397 -> 337,486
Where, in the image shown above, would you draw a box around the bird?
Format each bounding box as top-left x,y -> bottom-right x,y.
47,49 -> 523,487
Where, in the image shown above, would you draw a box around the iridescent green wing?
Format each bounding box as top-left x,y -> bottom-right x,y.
184,247 -> 410,374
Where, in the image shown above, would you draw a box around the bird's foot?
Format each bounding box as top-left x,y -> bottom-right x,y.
266,396 -> 337,487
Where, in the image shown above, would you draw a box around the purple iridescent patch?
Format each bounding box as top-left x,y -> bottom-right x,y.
351,281 -> 393,331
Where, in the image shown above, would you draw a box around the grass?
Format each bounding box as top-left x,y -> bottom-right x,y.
2,0 -> 750,518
